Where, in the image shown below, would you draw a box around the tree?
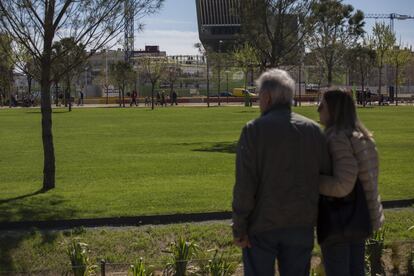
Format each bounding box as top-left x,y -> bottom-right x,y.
233,43 -> 259,89
194,42 -> 211,107
138,56 -> 167,110
308,0 -> 364,86
110,61 -> 135,107
52,38 -> 87,111
240,0 -> 314,68
0,0 -> 163,190
370,22 -> 396,95
164,62 -> 181,99
0,33 -> 14,106
387,44 -> 411,105
346,41 -> 376,105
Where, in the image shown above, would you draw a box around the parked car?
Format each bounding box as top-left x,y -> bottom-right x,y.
232,87 -> 257,97
211,91 -> 233,97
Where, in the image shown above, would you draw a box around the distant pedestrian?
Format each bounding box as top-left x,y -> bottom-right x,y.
57,92 -> 64,107
161,91 -> 166,107
367,89 -> 372,106
130,90 -> 138,107
144,96 -> 150,107
156,91 -> 161,106
171,91 -> 178,106
77,91 -> 84,106
11,93 -> 17,107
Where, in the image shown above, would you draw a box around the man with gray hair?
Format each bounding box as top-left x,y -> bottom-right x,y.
232,69 -> 331,275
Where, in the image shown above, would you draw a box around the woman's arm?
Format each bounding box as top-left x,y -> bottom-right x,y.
319,132 -> 358,197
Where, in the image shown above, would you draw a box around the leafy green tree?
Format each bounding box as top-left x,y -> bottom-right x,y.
233,43 -> 259,89
0,0 -> 163,190
110,61 -> 136,108
370,22 -> 396,95
387,44 -> 411,105
308,0 -> 364,86
346,40 -> 376,104
240,0 -> 314,68
138,56 -> 167,110
52,38 -> 87,111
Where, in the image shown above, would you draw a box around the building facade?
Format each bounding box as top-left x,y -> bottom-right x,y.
195,0 -> 241,52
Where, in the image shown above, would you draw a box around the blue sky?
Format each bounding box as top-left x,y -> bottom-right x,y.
135,0 -> 414,55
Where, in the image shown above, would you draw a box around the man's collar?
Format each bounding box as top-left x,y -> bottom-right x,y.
262,103 -> 291,116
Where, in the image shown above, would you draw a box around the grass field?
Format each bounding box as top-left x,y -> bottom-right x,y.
0,105 -> 413,222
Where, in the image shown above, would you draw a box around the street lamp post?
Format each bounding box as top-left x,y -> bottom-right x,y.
206,53 -> 210,108
217,40 -> 223,106
225,70 -> 229,104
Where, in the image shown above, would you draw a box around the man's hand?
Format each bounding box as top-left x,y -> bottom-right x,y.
233,235 -> 252,248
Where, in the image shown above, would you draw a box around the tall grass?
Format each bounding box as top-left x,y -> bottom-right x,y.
66,240 -> 97,276
164,237 -> 199,276
129,258 -> 152,276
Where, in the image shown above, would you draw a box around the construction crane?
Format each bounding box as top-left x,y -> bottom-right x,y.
365,13 -> 414,33
124,0 -> 134,63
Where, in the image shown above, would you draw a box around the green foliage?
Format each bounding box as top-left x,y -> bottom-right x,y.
240,0 -> 313,67
164,237 -> 199,276
308,0 -> 364,85
66,240 -> 97,276
203,249 -> 236,276
129,258 -> 152,276
346,40 -> 376,90
110,61 -> 136,91
233,43 -> 259,88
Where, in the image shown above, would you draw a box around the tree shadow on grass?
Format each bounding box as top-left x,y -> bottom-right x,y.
0,191 -> 77,273
235,110 -> 258,113
0,188 -> 45,204
193,142 -> 237,154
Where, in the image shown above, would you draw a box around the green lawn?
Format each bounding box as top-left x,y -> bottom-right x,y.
0,106 -> 413,222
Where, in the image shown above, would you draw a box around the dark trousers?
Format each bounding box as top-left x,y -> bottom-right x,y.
321,240 -> 365,276
242,226 -> 314,276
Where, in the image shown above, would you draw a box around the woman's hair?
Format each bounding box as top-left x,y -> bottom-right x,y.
322,89 -> 373,139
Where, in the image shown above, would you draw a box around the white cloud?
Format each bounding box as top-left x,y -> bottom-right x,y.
135,29 -> 201,55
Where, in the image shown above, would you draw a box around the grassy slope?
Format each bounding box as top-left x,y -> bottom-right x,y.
0,106 -> 413,221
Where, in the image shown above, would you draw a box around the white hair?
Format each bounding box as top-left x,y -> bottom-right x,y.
256,69 -> 295,106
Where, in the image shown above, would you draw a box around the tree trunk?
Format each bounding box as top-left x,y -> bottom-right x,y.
244,70 -> 248,89
395,64 -> 398,106
151,84 -> 154,110
67,78 -> 72,112
122,82 -> 125,107
327,66 -> 333,87
206,58 -> 210,107
118,86 -> 122,107
40,3 -> 56,190
378,62 -> 383,98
